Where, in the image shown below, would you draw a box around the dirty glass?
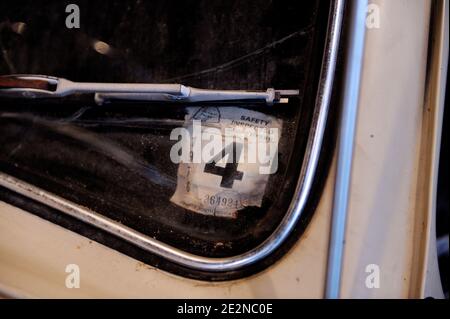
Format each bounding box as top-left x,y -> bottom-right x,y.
0,0 -> 330,258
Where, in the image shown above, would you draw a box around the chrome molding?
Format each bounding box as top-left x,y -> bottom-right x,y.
0,0 -> 345,272
325,0 -> 368,298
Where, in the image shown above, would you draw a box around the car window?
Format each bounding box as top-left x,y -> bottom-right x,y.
0,0 -> 335,278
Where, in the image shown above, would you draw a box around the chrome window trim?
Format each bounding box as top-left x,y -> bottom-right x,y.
0,0 -> 344,272
325,0 -> 368,298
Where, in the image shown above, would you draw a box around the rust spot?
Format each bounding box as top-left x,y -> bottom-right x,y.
0,76 -> 54,90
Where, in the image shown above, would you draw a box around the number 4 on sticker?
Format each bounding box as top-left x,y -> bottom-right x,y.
204,142 -> 243,189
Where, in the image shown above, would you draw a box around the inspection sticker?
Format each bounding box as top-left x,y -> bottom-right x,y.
170,107 -> 282,218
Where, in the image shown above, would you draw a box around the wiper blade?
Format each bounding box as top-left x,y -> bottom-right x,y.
0,75 -> 299,105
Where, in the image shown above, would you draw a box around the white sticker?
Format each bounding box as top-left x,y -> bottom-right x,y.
170,107 -> 282,218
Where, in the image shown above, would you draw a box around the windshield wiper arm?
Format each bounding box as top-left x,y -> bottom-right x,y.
0,75 -> 299,105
